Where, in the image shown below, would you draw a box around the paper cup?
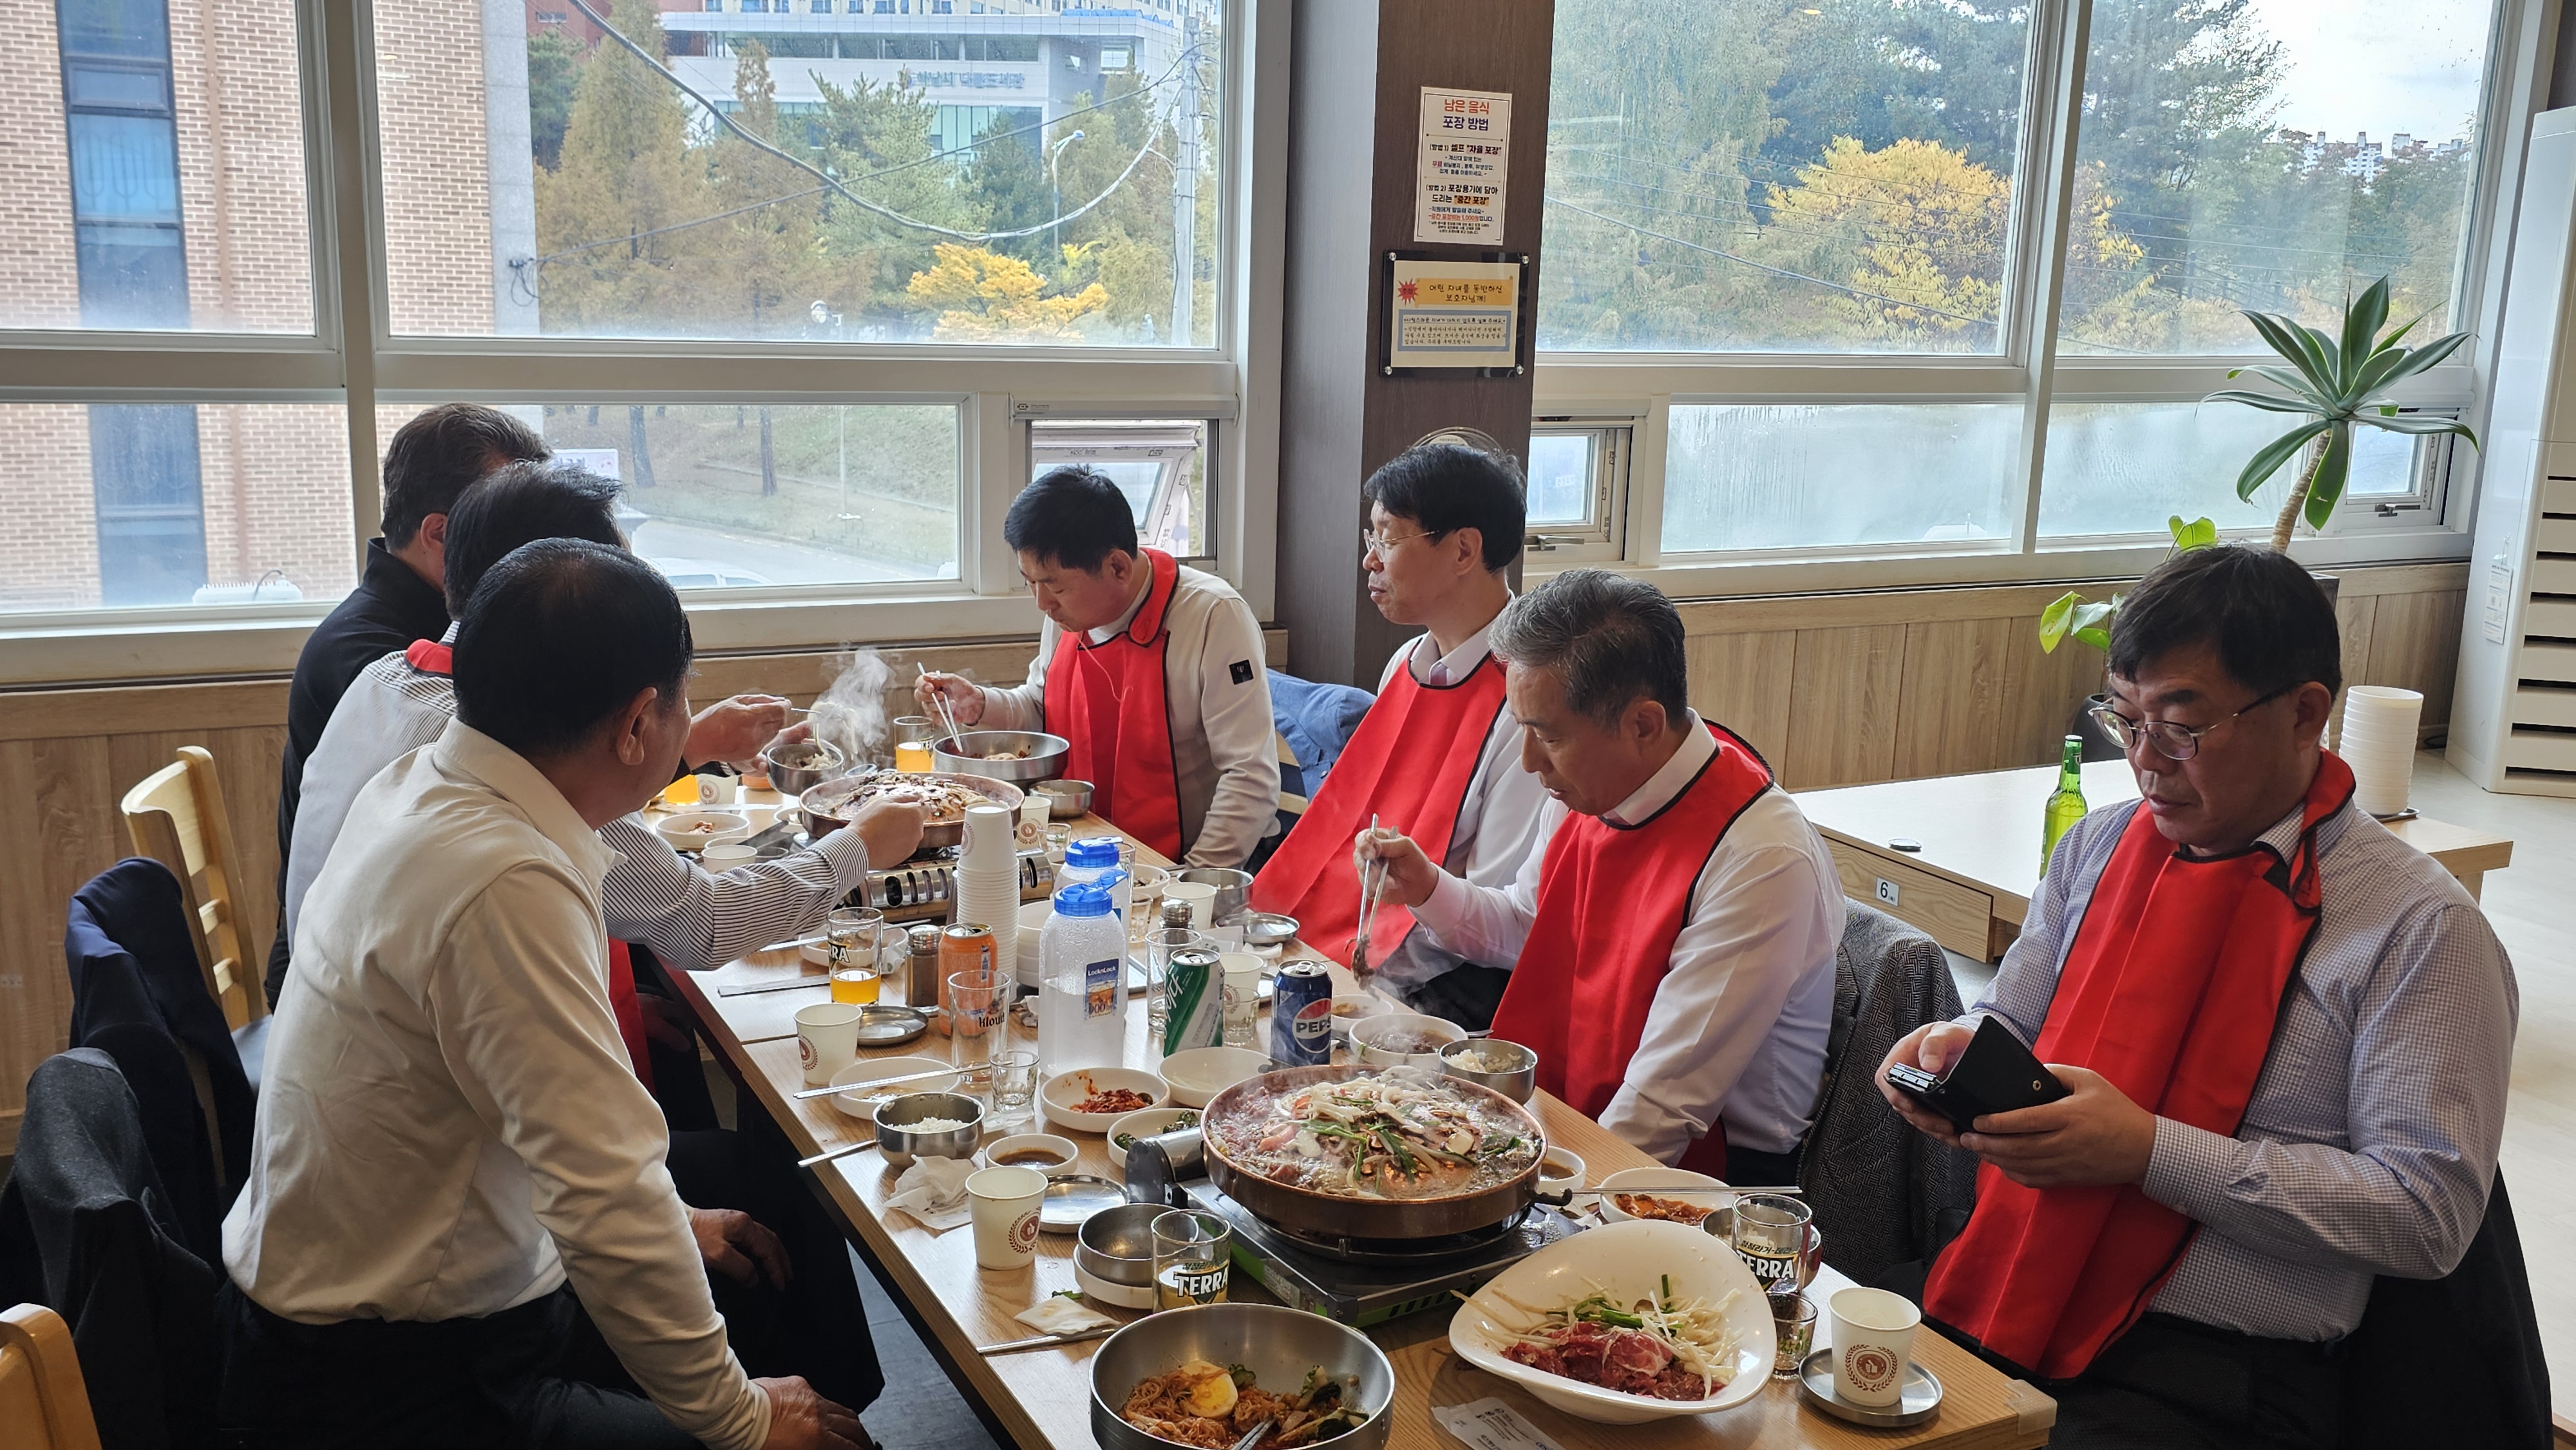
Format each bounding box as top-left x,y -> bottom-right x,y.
796,1003 -> 864,1087
1829,1286 -> 1920,1408
701,843 -> 757,870
966,1165 -> 1047,1271
961,803 -> 1017,872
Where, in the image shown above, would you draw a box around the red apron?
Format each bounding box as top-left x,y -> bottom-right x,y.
1924,753 -> 2355,1379
1044,547 -> 1184,860
1249,650 -> 1508,966
1486,723 -> 1775,1176
407,639 -> 655,1088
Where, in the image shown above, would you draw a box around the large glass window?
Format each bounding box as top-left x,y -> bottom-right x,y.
1028,419 -> 1211,561
1542,0 -> 2033,353
1664,404 -> 2023,552
2,0 -> 316,333
376,1 -> 1225,345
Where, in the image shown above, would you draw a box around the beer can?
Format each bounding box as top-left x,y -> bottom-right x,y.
1271,961 -> 1333,1067
1162,947 -> 1224,1055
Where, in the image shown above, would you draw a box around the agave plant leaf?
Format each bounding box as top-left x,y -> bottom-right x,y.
2340,277 -> 2392,379
2356,413 -> 2480,443
2245,310 -> 2334,381
2233,421 -> 2331,500
2205,388 -> 2327,417
2356,329 -> 2471,395
2302,420 -> 2354,530
2241,364 -> 2336,408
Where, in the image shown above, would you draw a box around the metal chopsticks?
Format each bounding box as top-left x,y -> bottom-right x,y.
790,1065 -> 963,1099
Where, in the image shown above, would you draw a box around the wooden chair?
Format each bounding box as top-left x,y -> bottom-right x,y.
0,1304 -> 102,1450
119,746 -> 265,1030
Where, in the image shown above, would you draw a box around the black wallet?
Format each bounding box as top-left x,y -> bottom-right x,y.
1885,1015 -> 2069,1133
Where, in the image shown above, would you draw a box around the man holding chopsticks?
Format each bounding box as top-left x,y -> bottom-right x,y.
1356,570 -> 1842,1185
916,465 -> 1279,868
1249,442 -> 1548,1030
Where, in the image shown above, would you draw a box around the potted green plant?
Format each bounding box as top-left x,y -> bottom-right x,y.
2205,275 -> 2478,551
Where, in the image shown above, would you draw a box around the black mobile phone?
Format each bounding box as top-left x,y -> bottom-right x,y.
1886,1016 -> 2068,1133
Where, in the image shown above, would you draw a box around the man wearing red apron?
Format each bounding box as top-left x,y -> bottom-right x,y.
1879,546 -> 2520,1449
1251,442 -> 1549,1029
1361,571 -> 1842,1185
920,466 -> 1279,867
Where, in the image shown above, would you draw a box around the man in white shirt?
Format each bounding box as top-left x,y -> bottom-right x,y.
917,466 -> 1279,867
221,539 -> 863,1450
1359,570 -> 1842,1183
1249,442 -> 1548,1028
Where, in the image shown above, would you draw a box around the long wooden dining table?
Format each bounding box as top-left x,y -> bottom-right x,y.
663,802 -> 2056,1450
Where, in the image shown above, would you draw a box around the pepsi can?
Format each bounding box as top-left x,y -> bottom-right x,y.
1162,948 -> 1225,1055
1271,961 -> 1333,1066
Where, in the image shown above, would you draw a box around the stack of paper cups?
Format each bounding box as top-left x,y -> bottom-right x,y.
2338,686 -> 2423,818
955,803 -> 1023,988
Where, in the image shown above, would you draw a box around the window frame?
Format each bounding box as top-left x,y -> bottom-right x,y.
0,0 -> 1283,686
1529,0 -> 2542,598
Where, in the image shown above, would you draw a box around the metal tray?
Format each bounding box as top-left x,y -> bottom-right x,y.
1040,1174 -> 1129,1232
1797,1348 -> 1943,1427
851,1004 -> 930,1047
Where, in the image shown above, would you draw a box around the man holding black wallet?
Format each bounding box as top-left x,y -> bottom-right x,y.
1877,545 -> 2519,1450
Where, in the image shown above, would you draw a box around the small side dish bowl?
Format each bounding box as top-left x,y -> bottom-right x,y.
654,811 -> 753,852
1348,1011 -> 1468,1068
1157,1046 -> 1271,1109
872,1091 -> 984,1166
827,1056 -> 960,1119
1034,778 -> 1094,818
1537,1145 -> 1586,1198
1448,1219 -> 1772,1424
1437,1037 -> 1539,1103
1329,993 -> 1393,1044
1041,1067 -> 1170,1133
1595,1166 -> 1729,1228
980,1133 -> 1081,1174
1104,1106 -> 1201,1171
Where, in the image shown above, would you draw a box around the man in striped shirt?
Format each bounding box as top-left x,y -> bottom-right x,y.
1878,545 -> 2519,1448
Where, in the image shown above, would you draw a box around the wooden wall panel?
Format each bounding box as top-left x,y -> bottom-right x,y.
1685,630 -> 1796,769
1785,626 -> 1907,789
2365,590 -> 2468,736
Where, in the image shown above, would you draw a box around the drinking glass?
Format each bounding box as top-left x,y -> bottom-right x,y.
830,967 -> 881,1004
1141,927 -> 1211,1046
895,738 -> 936,772
1150,1209 -> 1231,1310
1126,864 -> 1171,950
1770,1291 -> 1818,1379
1220,959 -> 1260,1048
988,1050 -> 1039,1125
1732,1194 -> 1815,1296
828,908 -> 892,968
949,970 -> 1001,1072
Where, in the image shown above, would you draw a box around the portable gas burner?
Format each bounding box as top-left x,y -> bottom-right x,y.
1180,1181 -> 1582,1327
744,816 -> 1057,923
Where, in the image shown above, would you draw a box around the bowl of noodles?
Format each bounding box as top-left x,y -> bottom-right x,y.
1091,1303 -> 1394,1450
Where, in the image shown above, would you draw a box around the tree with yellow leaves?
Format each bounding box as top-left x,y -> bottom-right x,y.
1759,137 -> 2010,343
906,244 -> 1108,342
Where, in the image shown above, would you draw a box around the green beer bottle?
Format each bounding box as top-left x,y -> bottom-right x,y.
2041,734 -> 2087,876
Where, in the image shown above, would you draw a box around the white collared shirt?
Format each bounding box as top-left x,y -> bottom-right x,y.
978,561 -> 1281,867
1367,617 -> 1551,993
223,721 -> 770,1450
1411,712 -> 1844,1160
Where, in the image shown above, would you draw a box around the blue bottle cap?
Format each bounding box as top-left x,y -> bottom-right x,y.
1066,836 -> 1122,868
1052,881 -> 1115,917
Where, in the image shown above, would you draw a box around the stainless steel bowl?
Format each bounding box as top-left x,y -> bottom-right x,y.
1034,778 -> 1094,819
933,730 -> 1072,786
1438,1037 -> 1539,1104
1073,1200 -> 1164,1289
759,739 -> 848,796
872,1091 -> 984,1163
1090,1304 -> 1396,1450
1173,867 -> 1252,926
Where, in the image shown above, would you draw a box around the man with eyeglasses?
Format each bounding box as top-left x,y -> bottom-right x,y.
918,465 -> 1278,867
1876,544 -> 2517,1449
1249,442 -> 1548,1029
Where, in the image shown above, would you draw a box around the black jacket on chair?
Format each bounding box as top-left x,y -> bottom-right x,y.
0,1048 -> 223,1450
2337,1169 -> 2550,1449
67,858 -> 257,1223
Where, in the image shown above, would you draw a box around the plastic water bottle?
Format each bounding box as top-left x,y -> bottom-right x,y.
1038,881 -> 1127,1078
1059,836 -> 1131,927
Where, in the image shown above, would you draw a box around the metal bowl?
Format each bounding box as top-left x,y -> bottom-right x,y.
933,730 -> 1072,786
1242,912 -> 1300,950
1090,1304 -> 1396,1450
759,738 -> 848,796
1034,777 -> 1094,819
1073,1200 -> 1164,1289
872,1091 -> 984,1163
1439,1037 -> 1539,1104
1173,867 -> 1252,927
801,769 -> 1024,851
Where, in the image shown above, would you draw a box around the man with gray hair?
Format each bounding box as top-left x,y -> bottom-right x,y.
1358,570 -> 1841,1183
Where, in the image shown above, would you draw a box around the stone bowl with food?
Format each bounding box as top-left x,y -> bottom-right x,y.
1042,1067 -> 1171,1133
1448,1219 -> 1773,1424
1091,1303 -> 1396,1450
933,730 -> 1072,786
1347,1011 -> 1468,1068
1105,1106 -> 1200,1171
759,737 -> 847,796
1437,1037 -> 1539,1104
654,811 -> 753,852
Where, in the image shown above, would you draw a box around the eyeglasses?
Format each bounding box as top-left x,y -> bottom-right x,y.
1359,528 -> 1436,558
2088,682 -> 2298,761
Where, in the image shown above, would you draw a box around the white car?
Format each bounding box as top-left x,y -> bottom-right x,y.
647,556 -> 775,590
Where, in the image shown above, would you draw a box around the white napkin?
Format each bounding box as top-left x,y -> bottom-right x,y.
1016,1294 -> 1119,1337
885,1157 -> 978,1232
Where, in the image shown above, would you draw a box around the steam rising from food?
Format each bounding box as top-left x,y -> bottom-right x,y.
810,646 -> 893,766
